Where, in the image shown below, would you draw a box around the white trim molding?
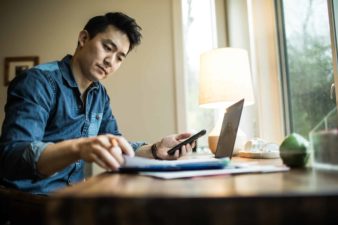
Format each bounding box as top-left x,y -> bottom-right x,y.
247,0 -> 284,142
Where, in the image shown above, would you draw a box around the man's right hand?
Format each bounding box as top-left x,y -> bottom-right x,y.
37,134 -> 134,177
76,134 -> 134,171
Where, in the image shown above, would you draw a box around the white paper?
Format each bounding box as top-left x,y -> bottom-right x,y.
139,164 -> 289,179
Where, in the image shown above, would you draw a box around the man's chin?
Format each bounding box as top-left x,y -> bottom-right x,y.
92,73 -> 107,81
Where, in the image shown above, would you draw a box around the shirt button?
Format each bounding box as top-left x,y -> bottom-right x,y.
96,115 -> 101,120
67,179 -> 72,186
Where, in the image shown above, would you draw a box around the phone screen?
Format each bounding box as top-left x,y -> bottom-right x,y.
167,129 -> 206,155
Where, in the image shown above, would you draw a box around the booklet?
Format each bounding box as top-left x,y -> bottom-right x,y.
119,155 -> 230,172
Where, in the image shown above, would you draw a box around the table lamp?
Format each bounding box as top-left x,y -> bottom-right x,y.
199,47 -> 255,153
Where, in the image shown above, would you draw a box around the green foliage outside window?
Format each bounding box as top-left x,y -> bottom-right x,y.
287,36 -> 335,136
282,0 -> 336,137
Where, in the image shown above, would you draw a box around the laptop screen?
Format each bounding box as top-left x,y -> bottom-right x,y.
215,99 -> 244,159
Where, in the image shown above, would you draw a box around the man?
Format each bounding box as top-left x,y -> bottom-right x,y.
0,12 -> 193,195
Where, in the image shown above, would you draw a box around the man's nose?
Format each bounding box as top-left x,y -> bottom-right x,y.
103,57 -> 112,68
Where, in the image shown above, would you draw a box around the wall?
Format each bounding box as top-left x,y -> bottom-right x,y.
0,0 -> 178,174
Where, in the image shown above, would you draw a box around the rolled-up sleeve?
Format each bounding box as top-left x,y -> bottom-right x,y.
0,69 -> 55,180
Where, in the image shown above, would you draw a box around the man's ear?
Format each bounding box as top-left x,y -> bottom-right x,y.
78,30 -> 89,47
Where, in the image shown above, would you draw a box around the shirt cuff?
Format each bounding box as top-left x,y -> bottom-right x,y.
30,141 -> 52,178
130,141 -> 147,151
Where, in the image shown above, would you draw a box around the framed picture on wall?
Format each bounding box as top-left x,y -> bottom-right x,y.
4,56 -> 39,86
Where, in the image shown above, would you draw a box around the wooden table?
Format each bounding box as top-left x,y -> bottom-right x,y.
46,158 -> 338,225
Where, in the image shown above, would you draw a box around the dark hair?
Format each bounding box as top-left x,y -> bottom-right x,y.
84,12 -> 142,52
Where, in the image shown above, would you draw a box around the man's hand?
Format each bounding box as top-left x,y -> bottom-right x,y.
77,134 -> 134,171
155,132 -> 196,160
37,134 -> 134,177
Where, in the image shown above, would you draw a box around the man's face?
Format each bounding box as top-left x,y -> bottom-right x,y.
76,25 -> 130,82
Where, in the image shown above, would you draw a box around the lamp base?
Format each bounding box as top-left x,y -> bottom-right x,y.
208,129 -> 248,155
208,135 -> 219,154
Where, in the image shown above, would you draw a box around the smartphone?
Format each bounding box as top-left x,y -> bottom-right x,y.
167,129 -> 206,155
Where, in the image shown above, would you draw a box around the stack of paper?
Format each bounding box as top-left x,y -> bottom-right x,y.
119,156 -> 289,179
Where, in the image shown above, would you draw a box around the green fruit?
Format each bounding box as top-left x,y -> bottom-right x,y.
279,133 -> 309,168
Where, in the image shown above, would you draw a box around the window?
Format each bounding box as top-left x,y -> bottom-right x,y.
181,0 -> 218,147
276,0 -> 336,137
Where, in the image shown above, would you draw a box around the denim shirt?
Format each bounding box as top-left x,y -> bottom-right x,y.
0,55 -> 144,195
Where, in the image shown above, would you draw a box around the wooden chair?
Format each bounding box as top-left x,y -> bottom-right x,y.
0,185 -> 48,225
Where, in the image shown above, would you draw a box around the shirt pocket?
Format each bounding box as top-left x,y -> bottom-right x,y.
88,113 -> 103,137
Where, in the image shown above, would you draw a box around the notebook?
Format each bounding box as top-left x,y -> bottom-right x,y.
119,156 -> 230,172
119,99 -> 244,172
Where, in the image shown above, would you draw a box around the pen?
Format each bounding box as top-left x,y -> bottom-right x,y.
111,139 -> 122,155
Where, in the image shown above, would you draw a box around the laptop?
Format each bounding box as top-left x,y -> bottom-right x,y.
214,98 -> 244,158
119,99 -> 244,171
181,98 -> 244,160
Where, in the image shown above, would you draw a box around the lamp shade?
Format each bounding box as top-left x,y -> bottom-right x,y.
199,48 -> 254,108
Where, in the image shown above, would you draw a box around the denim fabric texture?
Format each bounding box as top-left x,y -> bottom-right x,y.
0,55 -> 144,195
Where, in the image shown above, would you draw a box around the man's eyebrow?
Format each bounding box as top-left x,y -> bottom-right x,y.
104,39 -> 127,58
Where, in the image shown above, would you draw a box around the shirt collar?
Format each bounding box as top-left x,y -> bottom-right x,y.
60,55 -> 99,90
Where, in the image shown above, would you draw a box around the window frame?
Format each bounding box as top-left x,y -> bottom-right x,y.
274,0 -> 292,134
327,0 -> 338,107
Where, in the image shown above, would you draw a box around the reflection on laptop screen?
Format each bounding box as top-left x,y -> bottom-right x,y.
215,99 -> 244,159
